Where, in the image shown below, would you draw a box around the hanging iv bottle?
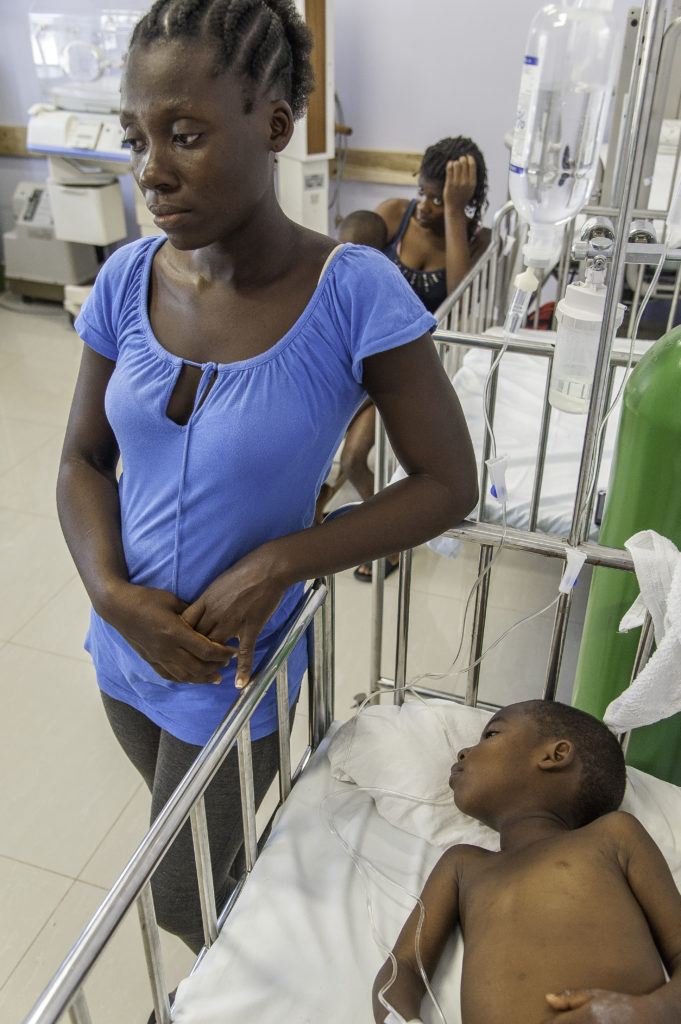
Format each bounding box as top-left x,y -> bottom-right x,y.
509,0 -> 619,268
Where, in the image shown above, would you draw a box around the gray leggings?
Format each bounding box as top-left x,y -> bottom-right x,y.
101,691 -> 290,953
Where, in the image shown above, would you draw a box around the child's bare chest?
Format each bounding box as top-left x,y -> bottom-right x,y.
461,843 -> 624,932
458,842 -> 664,1023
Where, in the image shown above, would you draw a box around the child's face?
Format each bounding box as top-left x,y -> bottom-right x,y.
448,708 -> 544,826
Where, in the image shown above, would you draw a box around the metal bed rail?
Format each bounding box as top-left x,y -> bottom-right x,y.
369,306 -> 661,705
432,200 -> 519,375
371,0 -> 676,727
22,578 -> 333,1024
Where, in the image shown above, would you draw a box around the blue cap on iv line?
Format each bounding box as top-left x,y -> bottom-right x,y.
485,454 -> 508,503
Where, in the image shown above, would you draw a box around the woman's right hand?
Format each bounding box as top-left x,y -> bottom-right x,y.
102,582 -> 236,684
443,154 -> 477,213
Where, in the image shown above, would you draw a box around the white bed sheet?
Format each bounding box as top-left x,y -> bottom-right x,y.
450,336 -> 618,536
393,329 -> 652,553
171,715 -> 681,1024
172,725 -> 464,1024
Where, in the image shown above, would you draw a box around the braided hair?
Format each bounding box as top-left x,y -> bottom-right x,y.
420,136 -> 489,240
129,0 -> 315,120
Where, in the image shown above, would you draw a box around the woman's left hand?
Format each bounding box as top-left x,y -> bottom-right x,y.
181,548 -> 286,690
545,989 -> 666,1023
443,155 -> 477,214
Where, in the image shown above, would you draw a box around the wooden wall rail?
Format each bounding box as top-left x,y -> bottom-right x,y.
332,147 -> 421,185
0,126 -> 29,158
0,124 -> 420,186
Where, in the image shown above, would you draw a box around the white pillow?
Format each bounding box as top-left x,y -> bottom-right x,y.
327,701 -> 681,884
328,701 -> 498,850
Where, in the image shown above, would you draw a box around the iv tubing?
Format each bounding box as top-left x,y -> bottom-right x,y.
324,685 -> 465,1024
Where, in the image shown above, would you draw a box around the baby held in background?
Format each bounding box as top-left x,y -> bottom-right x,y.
373,700 -> 681,1024
338,210 -> 389,249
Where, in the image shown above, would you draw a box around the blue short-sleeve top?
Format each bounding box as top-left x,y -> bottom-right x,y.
74,236 -> 436,745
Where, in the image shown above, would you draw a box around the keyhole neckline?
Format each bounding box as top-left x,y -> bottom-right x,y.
139,236 -> 349,374
164,362 -> 219,428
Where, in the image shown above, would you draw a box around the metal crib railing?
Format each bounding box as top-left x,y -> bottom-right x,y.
22,577 -> 334,1024
432,200 -> 519,373
371,232 -> 680,708
434,201 -> 514,331
370,0 -> 679,728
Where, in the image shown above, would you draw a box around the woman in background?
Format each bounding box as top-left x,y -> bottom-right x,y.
381,135 -> 490,315
328,137 -> 489,580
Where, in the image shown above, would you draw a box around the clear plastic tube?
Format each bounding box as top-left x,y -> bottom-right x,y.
485,272 -> 537,460
435,274 -> 536,682
322,784 -> 448,1024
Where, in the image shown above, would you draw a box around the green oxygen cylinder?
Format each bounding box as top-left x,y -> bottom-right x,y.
572,324 -> 681,783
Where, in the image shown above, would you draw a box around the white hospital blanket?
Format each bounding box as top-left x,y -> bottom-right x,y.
172,722 -> 681,1024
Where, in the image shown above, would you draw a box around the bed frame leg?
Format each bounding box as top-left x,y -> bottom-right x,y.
67,988 -> 93,1024
190,796 -> 219,947
543,590 -> 573,700
237,723 -> 258,872
466,545 -> 494,706
137,883 -> 172,1024
394,549 -> 413,705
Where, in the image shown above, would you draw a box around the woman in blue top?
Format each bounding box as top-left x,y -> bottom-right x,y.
56,0 -> 478,957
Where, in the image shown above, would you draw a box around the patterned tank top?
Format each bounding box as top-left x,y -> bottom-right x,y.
382,200 -> 448,314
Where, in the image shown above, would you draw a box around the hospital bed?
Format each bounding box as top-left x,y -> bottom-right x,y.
19,554 -> 680,1024
21,1 -> 681,1021
367,194 -> 680,702
369,11 -> 681,699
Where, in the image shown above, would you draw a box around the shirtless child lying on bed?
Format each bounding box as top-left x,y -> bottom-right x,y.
372,700 -> 681,1024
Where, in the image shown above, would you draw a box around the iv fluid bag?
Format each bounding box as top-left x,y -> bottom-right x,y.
509,1 -> 619,226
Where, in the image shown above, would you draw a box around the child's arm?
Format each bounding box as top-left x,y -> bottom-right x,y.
372,845 -> 462,1024
546,812 -> 681,1022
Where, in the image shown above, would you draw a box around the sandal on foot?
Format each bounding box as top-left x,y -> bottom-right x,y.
353,559 -> 399,583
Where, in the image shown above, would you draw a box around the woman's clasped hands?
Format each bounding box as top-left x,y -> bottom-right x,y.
182,547 -> 287,690
104,547 -> 286,690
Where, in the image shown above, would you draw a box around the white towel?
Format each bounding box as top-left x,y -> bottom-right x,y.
604,530 -> 681,731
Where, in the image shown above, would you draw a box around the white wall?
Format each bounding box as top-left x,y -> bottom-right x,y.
0,0 -> 640,252
332,0 -> 635,229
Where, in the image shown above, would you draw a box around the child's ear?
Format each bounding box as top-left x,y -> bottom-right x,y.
537,739 -> 575,771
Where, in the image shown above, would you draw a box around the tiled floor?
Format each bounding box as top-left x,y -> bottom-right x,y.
0,301 -> 587,1022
